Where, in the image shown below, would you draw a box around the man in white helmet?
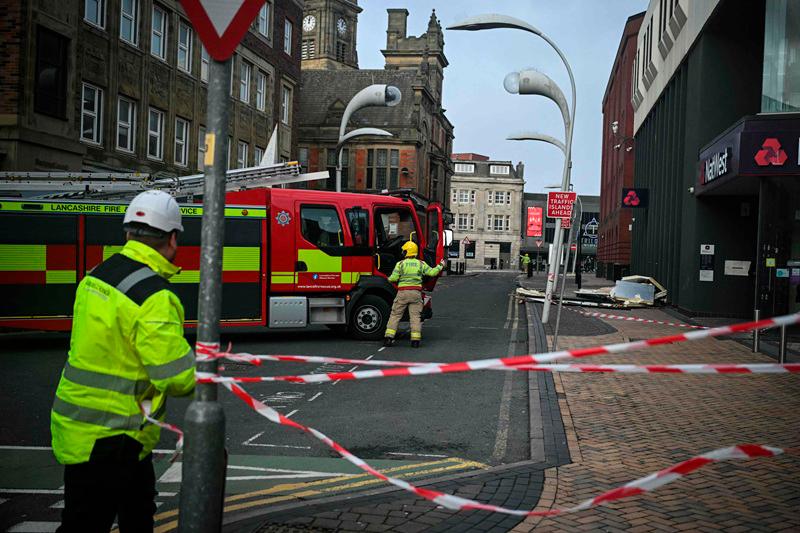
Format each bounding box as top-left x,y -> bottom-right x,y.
51,190 -> 195,532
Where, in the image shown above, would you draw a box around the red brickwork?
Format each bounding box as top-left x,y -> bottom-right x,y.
514,309 -> 800,532
599,14 -> 643,271
0,0 -> 23,116
452,152 -> 489,161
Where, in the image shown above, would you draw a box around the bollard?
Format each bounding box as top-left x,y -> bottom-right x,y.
752,309 -> 760,352
779,324 -> 787,364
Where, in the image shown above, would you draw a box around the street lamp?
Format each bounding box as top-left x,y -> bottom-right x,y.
448,14 -> 576,325
337,84 -> 402,192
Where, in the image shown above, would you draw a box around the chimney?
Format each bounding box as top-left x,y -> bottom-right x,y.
516,162 -> 525,178
386,8 -> 409,49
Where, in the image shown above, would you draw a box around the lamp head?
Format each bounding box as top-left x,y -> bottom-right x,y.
447,14 -> 542,36
385,85 -> 402,107
503,72 -> 520,94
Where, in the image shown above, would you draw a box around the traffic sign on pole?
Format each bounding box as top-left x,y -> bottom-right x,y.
180,0 -> 265,60
462,237 -> 471,246
546,191 -> 577,219
535,239 -> 543,248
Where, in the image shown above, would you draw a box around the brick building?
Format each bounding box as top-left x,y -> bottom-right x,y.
296,5 -> 454,205
449,153 -> 524,270
0,0 -> 303,174
598,12 -> 644,280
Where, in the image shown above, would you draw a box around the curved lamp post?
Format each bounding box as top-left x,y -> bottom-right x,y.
335,127 -> 393,190
507,132 -> 566,154
448,14 -> 576,325
337,84 -> 402,192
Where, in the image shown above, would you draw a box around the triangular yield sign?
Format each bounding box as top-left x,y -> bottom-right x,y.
180,0 -> 266,61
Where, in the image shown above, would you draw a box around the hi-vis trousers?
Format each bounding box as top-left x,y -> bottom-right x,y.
384,290 -> 423,340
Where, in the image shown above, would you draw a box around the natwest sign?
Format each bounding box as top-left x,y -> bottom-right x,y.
546,191 -> 576,219
702,148 -> 731,184
526,206 -> 543,237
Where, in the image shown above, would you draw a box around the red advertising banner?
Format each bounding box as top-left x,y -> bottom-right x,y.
526,206 -> 543,237
547,191 -> 577,219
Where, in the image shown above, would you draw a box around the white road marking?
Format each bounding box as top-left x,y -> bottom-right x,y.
241,430 -> 310,450
0,489 -> 63,495
160,463 -> 347,483
50,500 -> 64,509
8,522 -> 59,532
307,392 -> 323,402
227,465 -> 351,476
285,409 -> 298,418
241,442 -> 311,450
492,295 -> 518,462
378,347 -> 386,352
1,497 -> 7,505
242,431 -> 266,446
385,452 -> 448,458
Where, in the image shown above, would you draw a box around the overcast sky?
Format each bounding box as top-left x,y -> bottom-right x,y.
356,1 -> 649,195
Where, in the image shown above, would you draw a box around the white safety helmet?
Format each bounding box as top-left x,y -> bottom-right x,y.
123,190 -> 183,235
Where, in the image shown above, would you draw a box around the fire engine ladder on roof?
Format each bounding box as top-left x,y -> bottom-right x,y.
0,162 -> 329,200
0,125 -> 328,199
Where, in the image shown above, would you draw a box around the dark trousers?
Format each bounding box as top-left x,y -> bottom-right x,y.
527,262 -> 533,278
58,435 -> 157,533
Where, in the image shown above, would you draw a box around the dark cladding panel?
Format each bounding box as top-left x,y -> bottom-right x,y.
0,213 -> 77,244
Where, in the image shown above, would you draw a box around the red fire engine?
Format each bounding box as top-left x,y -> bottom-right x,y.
0,188 -> 452,339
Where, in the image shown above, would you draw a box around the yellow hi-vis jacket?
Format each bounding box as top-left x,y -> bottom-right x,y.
388,257 -> 443,291
51,240 -> 195,464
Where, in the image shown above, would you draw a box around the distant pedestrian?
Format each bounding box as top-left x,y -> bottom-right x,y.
51,191 -> 196,532
383,241 -> 445,348
575,258 -> 583,290
522,253 -> 532,278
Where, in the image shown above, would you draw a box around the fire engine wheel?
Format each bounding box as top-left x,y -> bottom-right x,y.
350,295 -> 390,341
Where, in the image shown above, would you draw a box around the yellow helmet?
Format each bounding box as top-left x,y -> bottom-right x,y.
401,240 -> 418,258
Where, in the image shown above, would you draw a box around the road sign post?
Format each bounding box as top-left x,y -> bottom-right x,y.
178,1 -> 263,530
179,55 -> 231,533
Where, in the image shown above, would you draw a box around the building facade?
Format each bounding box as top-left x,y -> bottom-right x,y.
598,12 -> 644,280
297,6 -> 454,205
521,193 -> 600,272
630,0 -> 799,318
0,0 -> 303,174
449,153 -> 524,270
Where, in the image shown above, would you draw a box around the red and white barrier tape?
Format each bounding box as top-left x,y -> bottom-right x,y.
225,379 -> 786,516
195,312 -> 800,385
503,363 -> 800,374
197,363 -> 800,384
140,401 -> 183,463
572,309 -> 708,329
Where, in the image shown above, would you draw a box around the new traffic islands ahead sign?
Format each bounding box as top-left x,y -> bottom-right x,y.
180,0 -> 265,60
547,191 -> 577,219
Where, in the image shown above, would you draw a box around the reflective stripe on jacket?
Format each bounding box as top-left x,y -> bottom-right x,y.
388,258 -> 443,290
51,240 -> 195,465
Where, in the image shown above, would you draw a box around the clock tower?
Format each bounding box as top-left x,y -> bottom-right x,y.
301,0 -> 362,70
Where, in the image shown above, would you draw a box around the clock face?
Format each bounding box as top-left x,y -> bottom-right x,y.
337,17 -> 347,35
302,15 -> 316,32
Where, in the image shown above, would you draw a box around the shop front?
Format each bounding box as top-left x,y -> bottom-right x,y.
697,113 -> 800,318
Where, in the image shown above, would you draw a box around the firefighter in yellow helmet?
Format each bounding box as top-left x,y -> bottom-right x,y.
51,190 -> 195,531
383,240 -> 446,348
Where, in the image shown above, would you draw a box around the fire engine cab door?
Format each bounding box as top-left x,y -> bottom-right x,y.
422,203 -> 444,291
296,203 -> 348,291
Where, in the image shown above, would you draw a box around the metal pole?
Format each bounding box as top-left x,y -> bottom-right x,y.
778,325 -> 787,363
178,57 -> 230,533
336,142 -> 344,193
540,35 -> 576,325
753,309 -> 761,353
552,197 -> 581,350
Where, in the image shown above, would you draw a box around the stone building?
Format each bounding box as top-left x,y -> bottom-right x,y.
296,4 -> 454,205
449,153 -> 524,270
0,0 -> 303,174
